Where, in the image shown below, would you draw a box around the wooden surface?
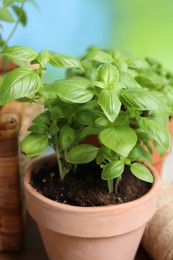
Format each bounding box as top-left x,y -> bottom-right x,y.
0,213 -> 152,260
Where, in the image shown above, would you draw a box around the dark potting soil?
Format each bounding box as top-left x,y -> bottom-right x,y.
30,157 -> 152,207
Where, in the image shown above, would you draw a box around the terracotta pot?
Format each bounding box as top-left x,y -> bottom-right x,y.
24,155 -> 160,260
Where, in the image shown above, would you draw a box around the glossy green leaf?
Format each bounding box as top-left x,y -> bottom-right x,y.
85,50 -> 113,63
50,101 -> 72,120
0,7 -> 14,22
77,110 -> 95,125
130,163 -> 153,183
49,120 -> 59,135
2,46 -> 37,62
43,79 -> 94,103
101,146 -> 117,162
95,116 -> 110,126
59,126 -> 76,150
153,141 -> 165,157
120,71 -> 141,89
99,126 -> 137,157
114,114 -> 129,126
91,81 -> 106,89
21,133 -> 48,157
37,50 -> 51,67
28,123 -> 48,134
149,111 -> 169,125
32,111 -> 51,125
49,53 -> 82,69
126,58 -> 149,70
79,127 -> 99,139
96,64 -> 119,85
101,161 -> 124,180
139,118 -> 171,151
135,72 -> 162,90
120,89 -> 167,111
67,144 -> 99,164
98,89 -> 121,122
12,5 -> 27,26
128,144 -> 153,163
0,68 -> 41,105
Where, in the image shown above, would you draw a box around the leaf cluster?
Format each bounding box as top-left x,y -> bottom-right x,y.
0,45 -> 172,192
0,0 -> 36,51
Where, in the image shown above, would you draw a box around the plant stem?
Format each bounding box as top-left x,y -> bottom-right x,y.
54,134 -> 64,180
115,176 -> 121,194
2,2 -> 25,49
107,179 -> 113,193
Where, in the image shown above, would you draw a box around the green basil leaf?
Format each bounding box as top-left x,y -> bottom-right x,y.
95,116 -> 110,126
128,144 -> 153,163
139,118 -> 171,151
59,126 -> 76,150
153,141 -> 165,157
85,50 -> 113,63
120,71 -> 141,89
32,111 -> 51,124
79,127 -> 99,139
0,7 -> 14,22
12,5 -> 27,26
126,58 -> 149,70
43,79 -> 94,103
96,151 -> 105,165
0,68 -> 41,105
91,81 -> 106,89
37,50 -> 51,68
114,114 -> 129,126
49,53 -> 82,69
2,46 -> 37,62
149,111 -> 169,125
77,110 -> 95,125
49,120 -> 59,135
67,144 -> 98,164
3,0 -> 25,6
28,123 -> 48,134
101,161 -> 124,180
120,89 -> 167,111
21,133 -> 48,157
130,163 -> 153,183
101,146 -> 117,162
98,89 -> 121,122
135,71 -> 162,90
135,128 -> 150,142
50,101 -> 72,120
99,126 -> 137,157
96,64 -> 119,85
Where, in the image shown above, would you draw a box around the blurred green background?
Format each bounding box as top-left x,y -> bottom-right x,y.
4,0 -> 173,78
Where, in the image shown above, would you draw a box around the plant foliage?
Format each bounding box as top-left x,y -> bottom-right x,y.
0,45 -> 172,193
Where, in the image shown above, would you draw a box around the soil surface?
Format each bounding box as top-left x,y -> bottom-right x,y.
31,157 -> 152,207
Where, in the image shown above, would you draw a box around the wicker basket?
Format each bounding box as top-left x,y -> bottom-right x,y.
0,107 -> 24,251
0,101 -> 43,251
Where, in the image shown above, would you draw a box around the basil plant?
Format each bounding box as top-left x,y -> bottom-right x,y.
0,45 -> 171,192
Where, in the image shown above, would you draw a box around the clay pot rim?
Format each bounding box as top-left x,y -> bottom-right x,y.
24,153 -> 160,213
